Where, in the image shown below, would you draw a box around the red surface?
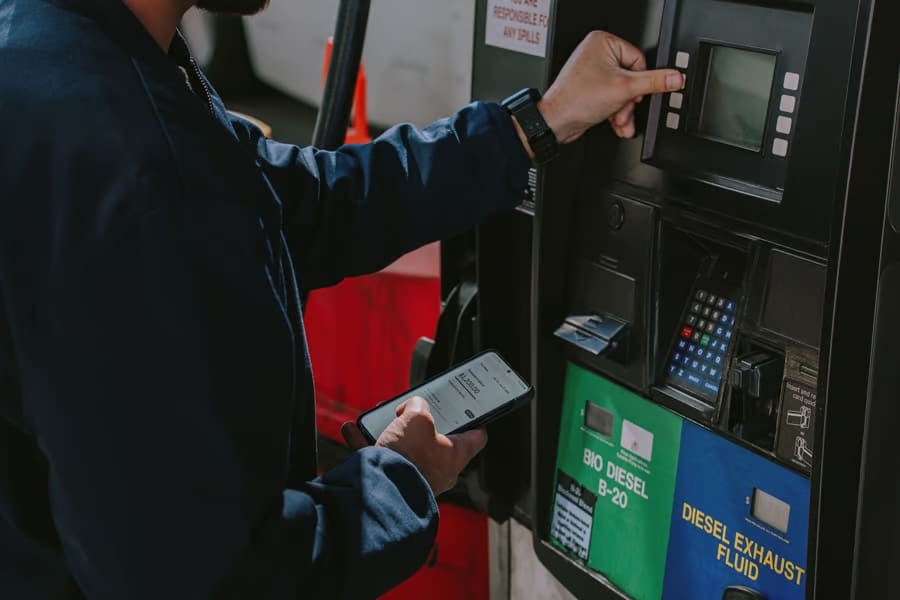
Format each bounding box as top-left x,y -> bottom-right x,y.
305,243 -> 442,443
308,43 -> 487,600
381,504 -> 489,600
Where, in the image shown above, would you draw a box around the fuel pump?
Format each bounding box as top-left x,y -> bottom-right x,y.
466,0 -> 900,598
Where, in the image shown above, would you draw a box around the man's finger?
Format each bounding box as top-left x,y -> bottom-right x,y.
341,421 -> 371,450
397,395 -> 430,418
447,428 -> 488,470
625,68 -> 684,99
607,33 -> 647,71
614,102 -> 635,127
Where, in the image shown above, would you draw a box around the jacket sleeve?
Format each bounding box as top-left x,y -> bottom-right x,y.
231,102 -> 532,291
23,189 -> 437,599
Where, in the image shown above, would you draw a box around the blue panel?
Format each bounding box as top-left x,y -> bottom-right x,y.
662,422 -> 810,600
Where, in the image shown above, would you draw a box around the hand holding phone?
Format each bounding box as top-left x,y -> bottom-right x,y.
357,350 -> 533,441
342,397 -> 487,495
346,351 -> 533,495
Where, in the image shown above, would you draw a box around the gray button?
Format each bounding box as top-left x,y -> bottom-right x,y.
776,116 -> 793,135
773,138 -> 789,157
669,92 -> 684,109
780,94 -> 796,114
784,72 -> 800,91
675,52 -> 690,69
666,112 -> 680,130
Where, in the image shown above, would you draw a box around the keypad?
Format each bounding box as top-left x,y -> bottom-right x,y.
667,288 -> 737,398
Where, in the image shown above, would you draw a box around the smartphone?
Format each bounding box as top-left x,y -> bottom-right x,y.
357,350 -> 533,443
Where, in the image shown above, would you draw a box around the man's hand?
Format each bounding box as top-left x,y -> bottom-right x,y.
341,397 -> 488,496
522,31 -> 684,147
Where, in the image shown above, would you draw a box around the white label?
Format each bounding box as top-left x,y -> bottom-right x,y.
621,420 -> 655,461
485,0 -> 551,58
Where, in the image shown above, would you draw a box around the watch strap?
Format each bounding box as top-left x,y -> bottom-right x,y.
501,88 -> 560,165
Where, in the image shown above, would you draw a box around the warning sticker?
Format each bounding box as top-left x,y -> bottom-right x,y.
485,0 -> 551,58
550,471 -> 596,562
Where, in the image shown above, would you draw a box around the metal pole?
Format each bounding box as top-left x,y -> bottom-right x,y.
311,0 -> 372,150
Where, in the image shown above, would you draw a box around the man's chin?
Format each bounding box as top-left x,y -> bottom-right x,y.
194,0 -> 269,16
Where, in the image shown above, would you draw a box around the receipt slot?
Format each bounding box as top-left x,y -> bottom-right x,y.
471,0 -> 900,598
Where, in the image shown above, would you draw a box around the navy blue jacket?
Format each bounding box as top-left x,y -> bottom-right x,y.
0,0 -> 530,598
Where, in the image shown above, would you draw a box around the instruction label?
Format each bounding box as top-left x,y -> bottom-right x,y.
776,379 -> 817,471
550,364 -> 683,600
550,471 -> 596,561
485,0 -> 551,58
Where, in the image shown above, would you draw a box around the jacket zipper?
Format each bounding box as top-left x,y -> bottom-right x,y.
189,56 -> 215,116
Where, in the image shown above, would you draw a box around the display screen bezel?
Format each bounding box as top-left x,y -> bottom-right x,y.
642,0 -> 818,220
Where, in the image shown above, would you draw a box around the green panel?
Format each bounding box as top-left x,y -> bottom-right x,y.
549,363 -> 683,600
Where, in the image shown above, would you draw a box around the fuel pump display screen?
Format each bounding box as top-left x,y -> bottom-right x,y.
697,46 -> 777,152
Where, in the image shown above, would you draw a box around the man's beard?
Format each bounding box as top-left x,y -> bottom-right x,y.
195,0 -> 269,16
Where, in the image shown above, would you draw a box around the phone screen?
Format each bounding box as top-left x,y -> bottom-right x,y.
359,351 -> 530,441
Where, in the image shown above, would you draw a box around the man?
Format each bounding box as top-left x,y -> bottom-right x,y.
0,0 -> 683,597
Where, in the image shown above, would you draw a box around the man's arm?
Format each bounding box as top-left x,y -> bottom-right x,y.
230,32 -> 684,292
21,194 -> 438,599
235,101 -> 531,292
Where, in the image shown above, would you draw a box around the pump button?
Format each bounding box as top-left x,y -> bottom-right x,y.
780,94 -> 796,114
669,92 -> 684,109
784,72 -> 800,91
703,381 -> 720,395
666,112 -> 681,130
776,116 -> 793,135
773,138 -> 789,157
675,51 -> 690,69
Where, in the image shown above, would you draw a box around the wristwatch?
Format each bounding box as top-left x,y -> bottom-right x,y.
501,88 -> 559,165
